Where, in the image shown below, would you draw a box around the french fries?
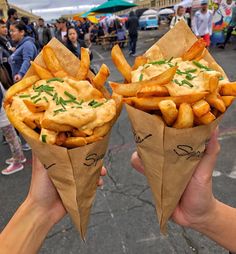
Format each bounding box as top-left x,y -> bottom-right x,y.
111,44 -> 132,82
173,103 -> 194,129
110,41 -> 235,129
5,44 -> 122,147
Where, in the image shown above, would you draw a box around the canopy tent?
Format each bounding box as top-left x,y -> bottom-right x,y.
73,12 -> 98,24
90,0 -> 137,14
142,9 -> 158,16
158,8 -> 175,15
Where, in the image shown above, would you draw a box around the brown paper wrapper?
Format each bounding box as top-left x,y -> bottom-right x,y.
126,21 -> 226,233
11,38 -> 113,239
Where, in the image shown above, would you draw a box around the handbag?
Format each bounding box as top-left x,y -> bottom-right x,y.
0,47 -> 13,90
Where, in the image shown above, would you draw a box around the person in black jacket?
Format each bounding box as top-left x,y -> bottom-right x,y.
66,26 -> 93,60
0,19 -> 13,87
126,11 -> 139,56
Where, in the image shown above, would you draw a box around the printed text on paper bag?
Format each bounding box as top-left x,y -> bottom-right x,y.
132,129 -> 152,144
44,163 -> 56,170
173,145 -> 204,160
84,153 -> 105,167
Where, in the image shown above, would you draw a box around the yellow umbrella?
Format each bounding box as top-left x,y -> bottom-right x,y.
73,12 -> 98,24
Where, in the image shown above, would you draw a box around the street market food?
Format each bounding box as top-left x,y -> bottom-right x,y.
4,46 -> 122,148
110,39 -> 236,128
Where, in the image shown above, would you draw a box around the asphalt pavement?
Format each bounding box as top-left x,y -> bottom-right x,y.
0,27 -> 236,254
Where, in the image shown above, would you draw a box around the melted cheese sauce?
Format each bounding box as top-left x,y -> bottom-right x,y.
10,79 -> 116,144
131,58 -> 222,96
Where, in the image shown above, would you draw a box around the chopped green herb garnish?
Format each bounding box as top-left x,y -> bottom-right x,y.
173,79 -> 183,86
139,73 -> 144,81
41,135 -> 47,143
219,76 -> 224,81
149,60 -> 166,65
46,78 -> 64,83
64,91 -> 76,100
185,69 -> 197,73
144,65 -> 150,69
92,102 -> 104,108
168,57 -> 173,62
186,73 -> 196,80
19,94 -> 30,98
45,90 -> 54,96
53,108 -> 67,116
33,98 -> 42,104
181,79 -> 194,87
43,96 -> 49,103
88,100 -> 96,106
73,100 -> 83,105
31,92 -> 41,100
176,69 -> 184,75
193,61 -> 212,71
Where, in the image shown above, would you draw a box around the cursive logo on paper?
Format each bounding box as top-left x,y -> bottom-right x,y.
132,129 -> 152,144
83,153 -> 105,167
173,145 -> 204,160
44,163 -> 56,170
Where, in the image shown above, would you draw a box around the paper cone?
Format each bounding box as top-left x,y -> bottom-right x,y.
7,38 -> 115,239
126,20 -> 227,233
24,133 -> 110,239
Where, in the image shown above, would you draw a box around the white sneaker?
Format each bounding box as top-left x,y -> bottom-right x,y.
22,143 -> 31,151
5,157 -> 27,165
2,163 -> 24,175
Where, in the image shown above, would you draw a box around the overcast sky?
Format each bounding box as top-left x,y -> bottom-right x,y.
8,0 -> 133,20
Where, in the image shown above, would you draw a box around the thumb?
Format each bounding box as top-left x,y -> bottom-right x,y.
131,151 -> 145,175
193,127 -> 220,182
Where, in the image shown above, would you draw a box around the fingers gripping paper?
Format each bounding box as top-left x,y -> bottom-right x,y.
24,133 -> 110,239
126,21 -> 225,233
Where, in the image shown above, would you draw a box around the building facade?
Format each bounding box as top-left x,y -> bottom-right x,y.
134,0 -> 182,9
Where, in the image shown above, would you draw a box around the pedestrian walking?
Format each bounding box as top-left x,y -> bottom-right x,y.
126,11 -> 139,56
192,0 -> 213,47
170,6 -> 188,29
8,21 -> 37,83
0,83 -> 26,175
36,18 -> 52,49
218,5 -> 236,49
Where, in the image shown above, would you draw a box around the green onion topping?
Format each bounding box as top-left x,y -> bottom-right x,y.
192,61 -> 212,71
46,78 -> 64,83
64,91 -> 76,100
139,73 -> 144,81
19,94 -> 30,98
149,60 -> 166,65
33,98 -> 42,104
41,135 -> 47,143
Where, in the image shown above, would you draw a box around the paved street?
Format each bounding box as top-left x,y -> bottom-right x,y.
0,28 -> 236,254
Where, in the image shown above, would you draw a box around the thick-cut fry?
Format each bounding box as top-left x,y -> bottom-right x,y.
23,117 -> 37,129
209,76 -> 219,93
110,66 -> 177,97
137,85 -> 169,97
23,100 -> 48,113
93,64 -> 110,89
123,92 -> 208,111
220,82 -> 236,96
42,46 -> 67,76
151,66 -> 178,85
76,47 -> 90,80
159,100 -> 178,126
5,75 -> 39,103
72,129 -> 87,137
5,105 -> 40,140
221,96 -> 235,107
31,61 -> 53,79
111,44 -> 132,82
192,100 -> 210,118
132,56 -> 148,70
195,111 -> 216,125
55,132 -> 67,146
206,94 -> 226,113
41,119 -> 73,132
63,137 -> 87,148
194,48 -> 207,61
182,38 -> 207,61
173,103 -> 194,128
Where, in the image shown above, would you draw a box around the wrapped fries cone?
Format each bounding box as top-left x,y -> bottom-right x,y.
5,38 -> 121,239
23,134 -> 110,239
125,21 -> 227,233
126,104 -> 220,233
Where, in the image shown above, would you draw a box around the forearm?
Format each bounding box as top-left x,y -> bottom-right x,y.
0,198 -> 55,253
192,200 -> 236,252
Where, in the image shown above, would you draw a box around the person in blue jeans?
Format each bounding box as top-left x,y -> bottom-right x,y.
8,21 -> 37,83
